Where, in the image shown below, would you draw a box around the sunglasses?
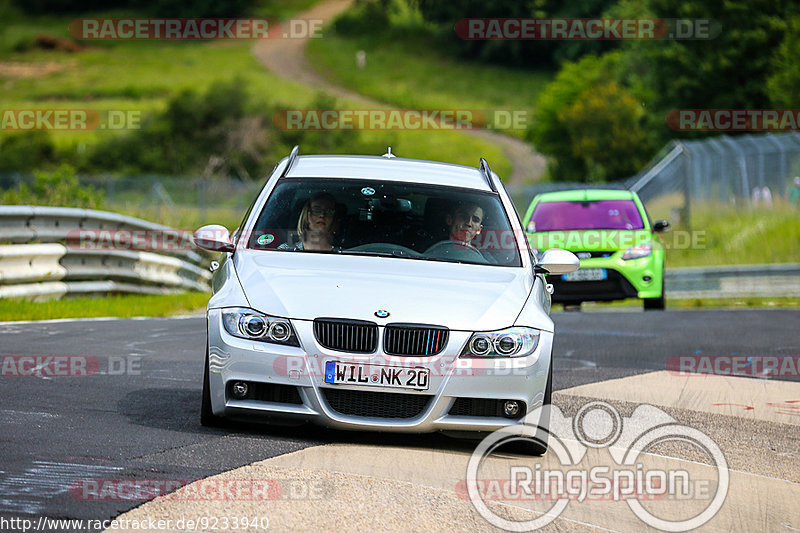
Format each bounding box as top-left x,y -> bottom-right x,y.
311,208 -> 336,217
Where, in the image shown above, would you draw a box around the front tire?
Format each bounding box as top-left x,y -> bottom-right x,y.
201,344 -> 226,427
505,361 -> 552,456
644,278 -> 666,310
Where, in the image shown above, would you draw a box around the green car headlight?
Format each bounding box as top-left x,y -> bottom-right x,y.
222,307 -> 300,346
461,327 -> 540,358
622,243 -> 652,260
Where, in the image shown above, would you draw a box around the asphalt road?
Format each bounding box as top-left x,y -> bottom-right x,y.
0,309 -> 798,531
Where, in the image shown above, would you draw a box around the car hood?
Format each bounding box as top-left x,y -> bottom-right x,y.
528,229 -> 653,251
233,251 -> 533,331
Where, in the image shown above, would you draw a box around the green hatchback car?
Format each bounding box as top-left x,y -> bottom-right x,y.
523,189 -> 669,310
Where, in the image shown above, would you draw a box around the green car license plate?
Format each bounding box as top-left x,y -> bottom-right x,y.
562,268 -> 607,282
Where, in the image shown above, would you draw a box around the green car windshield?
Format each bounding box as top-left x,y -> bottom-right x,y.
531,200 -> 644,231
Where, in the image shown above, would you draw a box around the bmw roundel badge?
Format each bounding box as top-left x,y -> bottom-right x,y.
374,310 -> 390,318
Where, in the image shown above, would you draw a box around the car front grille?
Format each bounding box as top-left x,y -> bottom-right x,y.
322,388 -> 432,418
384,325 -> 449,356
314,318 -> 378,353
572,250 -> 614,259
547,269 -> 638,303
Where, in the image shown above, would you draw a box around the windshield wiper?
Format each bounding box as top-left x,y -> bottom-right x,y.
337,250 -> 420,259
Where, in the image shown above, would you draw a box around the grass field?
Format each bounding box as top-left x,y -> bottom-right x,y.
0,291 -> 209,321
665,202 -> 800,267
570,296 -> 800,312
306,12 -> 552,141
0,6 -> 509,174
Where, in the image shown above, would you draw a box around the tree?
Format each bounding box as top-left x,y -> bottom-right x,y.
766,13 -> 800,107
560,81 -> 651,181
621,0 -> 798,116
529,52 -> 653,181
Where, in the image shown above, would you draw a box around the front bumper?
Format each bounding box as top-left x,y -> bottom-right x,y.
548,255 -> 663,303
206,308 -> 552,433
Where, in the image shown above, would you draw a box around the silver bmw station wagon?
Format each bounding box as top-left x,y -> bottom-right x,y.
193,147 -> 578,454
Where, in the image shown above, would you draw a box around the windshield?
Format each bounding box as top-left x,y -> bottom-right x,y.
247,178 -> 522,267
530,199 -> 645,231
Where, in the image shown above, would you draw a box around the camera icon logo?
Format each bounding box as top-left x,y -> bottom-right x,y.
466,401 -> 729,531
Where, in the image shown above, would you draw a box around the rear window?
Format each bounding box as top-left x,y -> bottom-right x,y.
530,200 -> 644,231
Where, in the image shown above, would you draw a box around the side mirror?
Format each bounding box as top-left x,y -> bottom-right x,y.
653,220 -> 670,232
193,224 -> 235,253
534,248 -> 579,275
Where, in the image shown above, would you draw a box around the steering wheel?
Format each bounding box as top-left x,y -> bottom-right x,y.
423,240 -> 487,262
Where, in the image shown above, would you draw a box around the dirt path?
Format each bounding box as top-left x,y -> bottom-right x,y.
251,0 -> 546,185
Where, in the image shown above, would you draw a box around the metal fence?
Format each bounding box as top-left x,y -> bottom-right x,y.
505,132 -> 800,226
0,206 -> 211,300
3,132 -> 800,227
627,132 -> 800,225
0,173 -> 263,225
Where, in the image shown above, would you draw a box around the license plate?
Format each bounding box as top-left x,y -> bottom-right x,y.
324,361 -> 430,391
562,268 -> 607,282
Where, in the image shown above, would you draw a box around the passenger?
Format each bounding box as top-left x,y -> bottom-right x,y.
279,193 -> 339,251
446,202 -> 484,246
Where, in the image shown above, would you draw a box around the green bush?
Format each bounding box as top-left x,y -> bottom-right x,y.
11,0 -> 256,16
334,0 -> 392,36
0,132 -> 58,173
88,79 -> 275,178
767,13 -> 800,107
529,53 -> 653,181
559,81 -> 651,181
86,82 -> 376,179
413,0 -> 617,68
1,164 -> 104,208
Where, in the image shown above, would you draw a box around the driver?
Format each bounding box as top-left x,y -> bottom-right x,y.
446,202 -> 484,246
278,193 -> 340,251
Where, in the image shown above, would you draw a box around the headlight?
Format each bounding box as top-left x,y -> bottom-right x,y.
461,327 -> 540,358
221,307 -> 300,346
622,243 -> 652,260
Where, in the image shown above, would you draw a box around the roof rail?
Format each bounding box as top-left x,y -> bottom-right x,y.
280,145 -> 300,177
479,158 -> 497,192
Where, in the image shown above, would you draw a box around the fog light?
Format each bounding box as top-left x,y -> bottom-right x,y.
503,400 -> 520,418
231,381 -> 249,399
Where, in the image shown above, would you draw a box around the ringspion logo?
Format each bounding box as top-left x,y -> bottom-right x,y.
466,401 -> 728,531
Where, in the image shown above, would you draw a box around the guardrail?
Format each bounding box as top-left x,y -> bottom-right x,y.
666,263 -> 800,299
0,206 -> 211,299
